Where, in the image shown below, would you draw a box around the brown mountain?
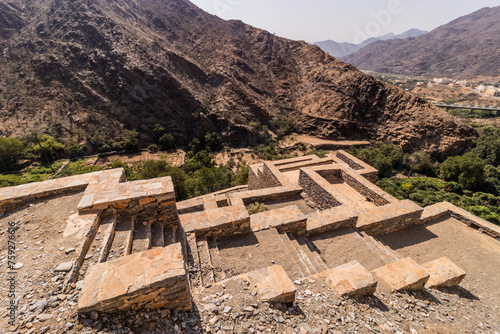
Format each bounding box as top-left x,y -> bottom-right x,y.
0,0 -> 476,155
344,6 -> 500,78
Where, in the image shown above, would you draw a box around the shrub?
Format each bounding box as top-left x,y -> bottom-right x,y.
305,150 -> 327,158
439,153 -> 485,190
32,135 -> 67,162
0,137 -> 24,171
247,202 -> 268,215
159,133 -> 176,151
232,166 -> 249,186
148,144 -> 159,153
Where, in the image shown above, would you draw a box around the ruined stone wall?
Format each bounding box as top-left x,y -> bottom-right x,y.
341,171 -> 392,206
358,211 -> 424,236
248,164 -> 261,190
336,151 -> 364,170
298,169 -> 342,210
261,162 -> 283,188
233,187 -> 303,205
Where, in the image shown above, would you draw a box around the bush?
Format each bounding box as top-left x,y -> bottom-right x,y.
57,159 -> 104,178
148,144 -> 159,153
247,202 -> 268,215
232,166 -> 249,186
0,137 -> 25,171
159,133 -> 176,151
32,135 -> 67,162
185,166 -> 233,198
305,150 -> 327,158
184,151 -> 214,174
439,153 -> 485,190
351,143 -> 404,178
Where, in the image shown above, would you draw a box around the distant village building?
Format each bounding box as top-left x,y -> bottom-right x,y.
433,78 -> 453,85
476,85 -> 487,93
456,80 -> 468,87
460,86 -> 473,94
485,88 -> 500,97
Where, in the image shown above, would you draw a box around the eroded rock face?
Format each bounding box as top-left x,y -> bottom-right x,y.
0,0 -> 476,154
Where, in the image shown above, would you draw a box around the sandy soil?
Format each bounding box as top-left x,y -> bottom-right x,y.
211,229 -> 304,281
381,216 -> 500,306
310,227 -> 387,271
0,192 -> 86,331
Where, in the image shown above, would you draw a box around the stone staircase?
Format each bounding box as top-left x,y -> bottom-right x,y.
76,214 -> 181,282
186,234 -> 217,289
277,232 -> 328,277
358,231 -> 402,263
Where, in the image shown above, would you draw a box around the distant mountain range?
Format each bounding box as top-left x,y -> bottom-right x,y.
314,29 -> 427,59
343,6 -> 500,78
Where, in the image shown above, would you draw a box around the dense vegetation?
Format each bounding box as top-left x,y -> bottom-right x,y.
350,127 -> 500,225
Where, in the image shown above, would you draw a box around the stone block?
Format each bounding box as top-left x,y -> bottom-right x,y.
207,265 -> 296,303
306,206 -> 359,234
77,243 -> 190,313
357,200 -> 424,235
421,257 -> 466,288
313,261 -> 377,297
250,205 -> 307,233
180,204 -> 250,237
372,257 -> 430,292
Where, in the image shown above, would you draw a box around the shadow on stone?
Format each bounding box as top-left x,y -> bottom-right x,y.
216,232 -> 260,250
380,225 -> 439,250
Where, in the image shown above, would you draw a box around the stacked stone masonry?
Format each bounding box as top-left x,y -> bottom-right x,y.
0,150 -> 487,317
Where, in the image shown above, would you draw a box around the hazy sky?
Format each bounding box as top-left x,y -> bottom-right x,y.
189,0 -> 499,44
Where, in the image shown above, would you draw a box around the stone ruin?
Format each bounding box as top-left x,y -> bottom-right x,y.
1,150 -> 499,319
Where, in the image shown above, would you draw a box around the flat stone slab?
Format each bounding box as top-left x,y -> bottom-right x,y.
180,204 -> 250,237
78,243 -> 190,313
313,260 -> 377,297
357,200 -> 424,235
372,257 -> 430,292
78,176 -> 174,212
204,265 -> 296,303
306,206 -> 359,234
54,261 -> 74,272
421,257 -> 467,288
250,205 -> 307,233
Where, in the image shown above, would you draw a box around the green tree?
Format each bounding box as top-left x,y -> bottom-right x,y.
473,127 -> 500,166
159,133 -> 176,150
185,167 -> 233,197
123,130 -> 140,152
31,133 -> 66,165
439,153 -> 485,190
232,166 -> 249,186
0,137 -> 24,172
184,151 -> 214,174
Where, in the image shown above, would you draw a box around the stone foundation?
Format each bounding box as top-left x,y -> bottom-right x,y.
78,243 -> 190,314
372,258 -> 430,292
250,205 -> 307,234
422,257 -> 467,288
357,200 -> 424,235
312,261 -> 377,297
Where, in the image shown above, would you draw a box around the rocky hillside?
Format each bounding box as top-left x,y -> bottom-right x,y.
344,6 -> 500,78
0,0 -> 476,155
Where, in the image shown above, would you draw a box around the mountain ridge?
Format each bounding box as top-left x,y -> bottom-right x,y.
314,29 -> 427,59
343,6 -> 500,78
